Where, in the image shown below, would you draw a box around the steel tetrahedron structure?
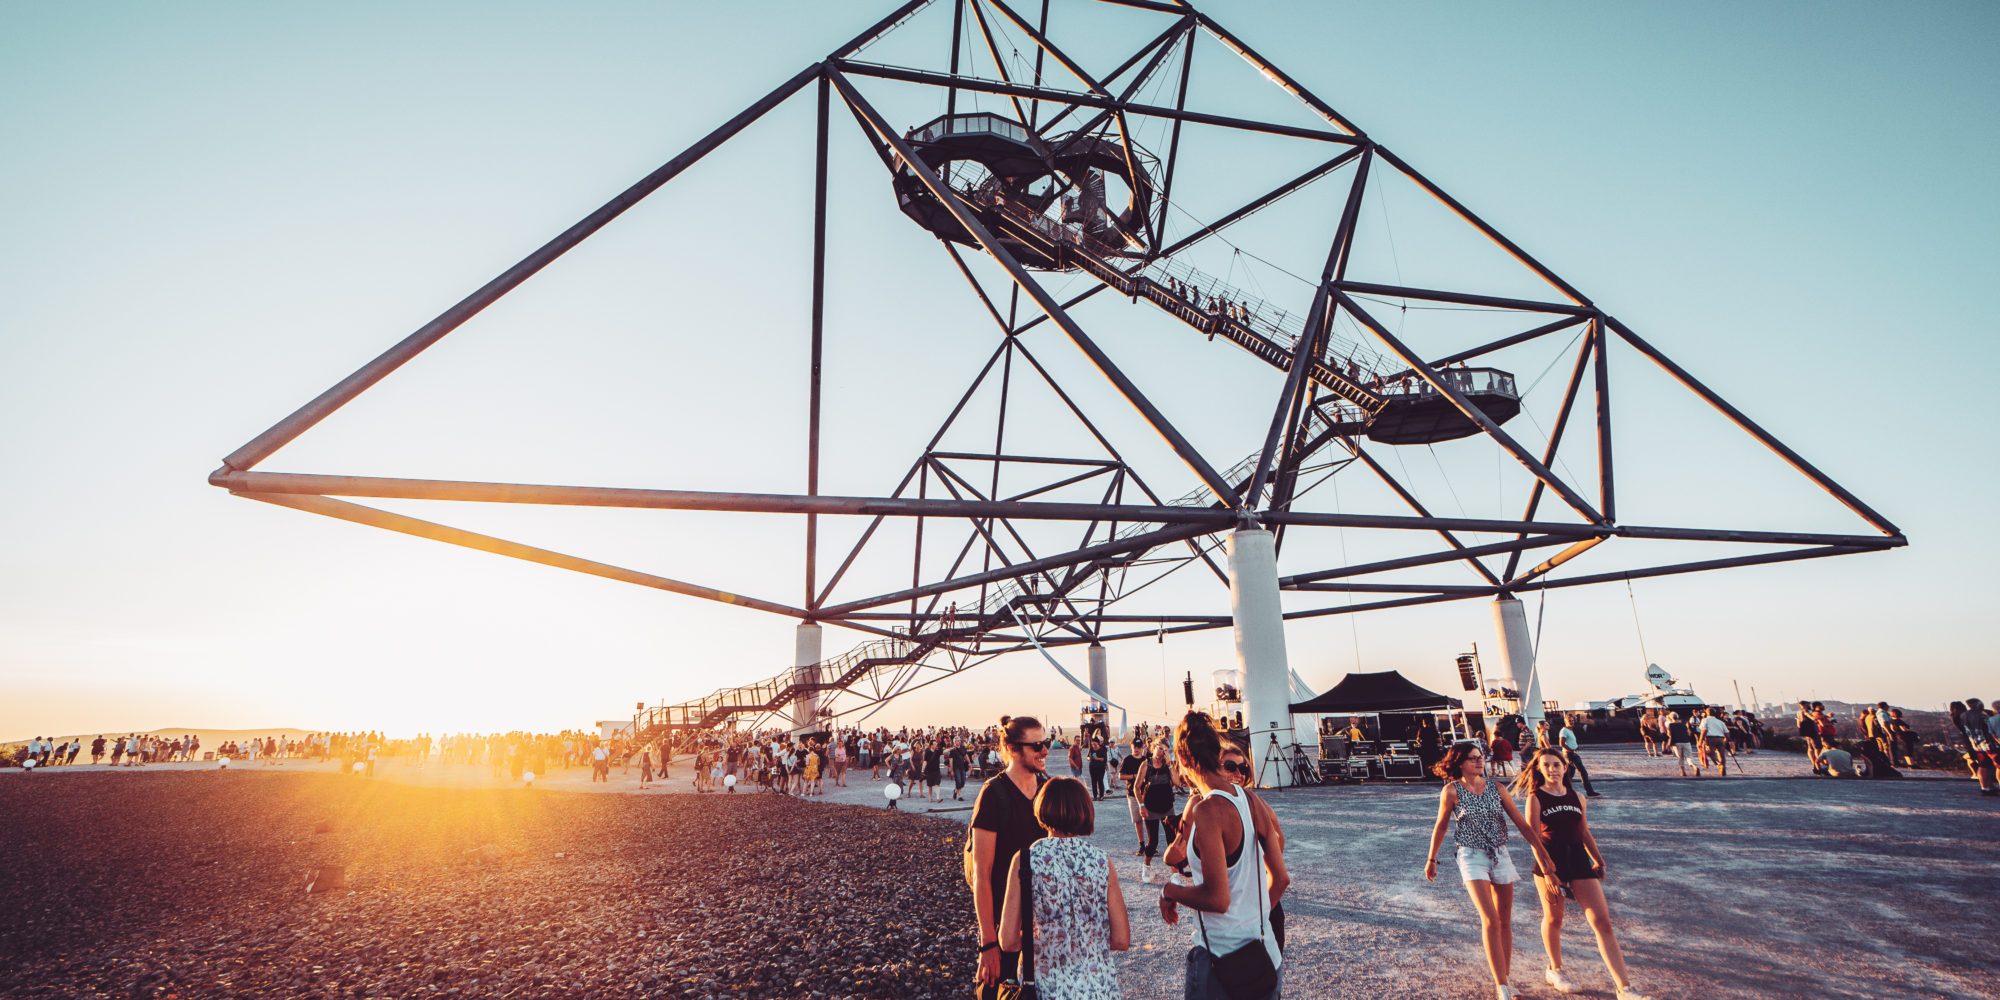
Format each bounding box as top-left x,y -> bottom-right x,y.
209,0 -> 1904,736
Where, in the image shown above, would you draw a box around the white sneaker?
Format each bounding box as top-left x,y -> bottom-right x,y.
1616,988 -> 1653,1000
1140,863 -> 1153,884
1494,985 -> 1513,1000
1544,966 -> 1576,994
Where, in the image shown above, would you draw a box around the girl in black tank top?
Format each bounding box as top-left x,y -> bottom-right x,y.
1515,748 -> 1653,1000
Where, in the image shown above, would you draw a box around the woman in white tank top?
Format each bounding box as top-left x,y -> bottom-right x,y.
1158,712 -> 1280,1000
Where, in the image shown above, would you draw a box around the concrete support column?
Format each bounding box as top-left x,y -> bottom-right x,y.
1228,527 -> 1296,787
1086,642 -> 1113,739
1491,597 -> 1545,736
790,622 -> 823,733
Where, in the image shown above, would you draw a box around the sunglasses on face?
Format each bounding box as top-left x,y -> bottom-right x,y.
1010,739 -> 1051,753
1221,760 -> 1249,776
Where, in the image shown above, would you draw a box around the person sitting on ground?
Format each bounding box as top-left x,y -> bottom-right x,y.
1819,740 -> 1861,779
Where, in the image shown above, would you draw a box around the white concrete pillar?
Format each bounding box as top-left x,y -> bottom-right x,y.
1491,597 -> 1545,736
1086,642 -> 1113,739
790,622 -> 823,732
1087,642 -> 1109,698
1228,526 -> 1296,786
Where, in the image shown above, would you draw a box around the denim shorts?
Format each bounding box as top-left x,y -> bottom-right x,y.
1455,845 -> 1518,885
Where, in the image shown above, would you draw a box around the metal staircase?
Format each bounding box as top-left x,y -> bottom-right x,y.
630,189 -> 1387,739
986,195 -> 1390,413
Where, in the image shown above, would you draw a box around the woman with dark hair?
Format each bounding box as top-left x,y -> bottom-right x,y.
999,776 -> 1131,998
1512,748 -> 1652,999
1087,738 -> 1109,800
1134,742 -> 1176,883
949,737 -> 971,801
1423,742 -> 1554,1000
1159,712 -> 1282,1000
923,738 -> 944,803
1163,741 -> 1290,949
969,715 -> 1051,998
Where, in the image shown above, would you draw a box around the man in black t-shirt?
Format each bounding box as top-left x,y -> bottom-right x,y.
967,728 -> 1049,1000
1665,713 -> 1695,778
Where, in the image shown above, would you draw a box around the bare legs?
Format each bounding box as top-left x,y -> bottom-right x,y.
1535,875 -> 1565,976
1537,875 -> 1635,992
1463,878 -> 1515,989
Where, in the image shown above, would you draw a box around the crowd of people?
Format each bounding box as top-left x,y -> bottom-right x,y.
961,709 -> 1657,1000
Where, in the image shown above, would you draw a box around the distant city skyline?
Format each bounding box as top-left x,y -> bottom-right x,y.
3,1 -> 1993,740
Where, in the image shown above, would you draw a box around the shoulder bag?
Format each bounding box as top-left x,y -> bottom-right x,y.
998,840 -> 1038,1000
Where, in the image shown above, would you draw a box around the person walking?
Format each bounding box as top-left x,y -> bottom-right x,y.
1514,748 -> 1652,999
923,739 -> 944,803
1135,743 -> 1176,883
969,715 -> 1051,999
1424,743 -> 1555,1000
1087,738 -> 1109,800
1117,740 -> 1144,799
949,738 -> 971,801
1664,713 -> 1696,778
1794,702 -> 1823,772
1555,715 -> 1600,797
638,745 -> 655,788
1949,701 -> 1997,795
1159,712 -> 1282,1000
998,776 -> 1130,999
1697,708 -> 1732,777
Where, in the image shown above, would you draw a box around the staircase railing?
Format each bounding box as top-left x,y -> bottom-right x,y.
630,175 -> 1411,736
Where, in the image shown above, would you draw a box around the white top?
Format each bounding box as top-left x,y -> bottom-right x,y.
1700,716 -> 1729,737
1186,784 -> 1280,969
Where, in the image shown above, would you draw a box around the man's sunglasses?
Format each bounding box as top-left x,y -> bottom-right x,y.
1009,739 -> 1051,753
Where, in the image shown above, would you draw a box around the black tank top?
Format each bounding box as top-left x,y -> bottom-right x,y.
1534,787 -> 1584,851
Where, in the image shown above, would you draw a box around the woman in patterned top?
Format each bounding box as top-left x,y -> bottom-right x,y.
1424,743 -> 1553,1000
999,776 -> 1130,1000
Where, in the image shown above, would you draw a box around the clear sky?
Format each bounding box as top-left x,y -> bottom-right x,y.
3,1 -> 1995,740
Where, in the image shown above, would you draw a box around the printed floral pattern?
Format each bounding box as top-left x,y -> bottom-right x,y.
1027,836 -> 1119,1000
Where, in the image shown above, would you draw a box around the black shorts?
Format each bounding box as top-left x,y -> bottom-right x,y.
1534,844 -> 1602,884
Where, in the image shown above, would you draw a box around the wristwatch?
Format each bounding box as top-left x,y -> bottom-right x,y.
978,941 -> 999,954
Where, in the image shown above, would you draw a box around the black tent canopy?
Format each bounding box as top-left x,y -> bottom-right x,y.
1290,670 -> 1462,715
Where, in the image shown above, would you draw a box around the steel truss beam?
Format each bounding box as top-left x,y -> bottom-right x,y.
212,0 -> 1904,737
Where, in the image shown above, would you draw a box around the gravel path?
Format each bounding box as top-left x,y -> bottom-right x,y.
0,772 -> 972,999
5,747 -> 1997,999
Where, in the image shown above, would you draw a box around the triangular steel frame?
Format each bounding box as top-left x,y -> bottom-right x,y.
208,0 -> 1903,731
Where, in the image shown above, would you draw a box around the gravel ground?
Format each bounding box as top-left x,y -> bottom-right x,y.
0,772 -> 971,999
4,748 -> 1997,999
